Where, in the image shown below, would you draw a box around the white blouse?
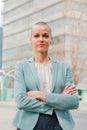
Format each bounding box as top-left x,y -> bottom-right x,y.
35,61 -> 52,92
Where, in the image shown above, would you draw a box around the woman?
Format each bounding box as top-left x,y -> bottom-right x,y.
13,22 -> 79,130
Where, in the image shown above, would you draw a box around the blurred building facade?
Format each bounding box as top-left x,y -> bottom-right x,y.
0,27 -> 2,68
2,0 -> 87,101
3,0 -> 87,68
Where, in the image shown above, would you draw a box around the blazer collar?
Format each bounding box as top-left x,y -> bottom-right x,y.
51,60 -> 58,92
28,56 -> 57,92
28,56 -> 57,63
28,57 -> 40,90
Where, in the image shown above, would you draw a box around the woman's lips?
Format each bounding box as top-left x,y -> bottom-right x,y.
38,43 -> 46,47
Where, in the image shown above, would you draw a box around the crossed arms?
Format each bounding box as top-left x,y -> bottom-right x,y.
14,62 -> 79,114
26,84 -> 76,102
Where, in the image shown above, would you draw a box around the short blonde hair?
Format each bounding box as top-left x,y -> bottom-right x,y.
31,21 -> 52,35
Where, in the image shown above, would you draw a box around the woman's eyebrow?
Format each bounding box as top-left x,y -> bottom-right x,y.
33,33 -> 49,35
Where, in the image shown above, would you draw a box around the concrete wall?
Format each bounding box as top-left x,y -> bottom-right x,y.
0,27 -> 2,68
3,0 -> 87,69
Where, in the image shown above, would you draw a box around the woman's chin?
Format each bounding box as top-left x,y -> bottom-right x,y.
37,48 -> 48,53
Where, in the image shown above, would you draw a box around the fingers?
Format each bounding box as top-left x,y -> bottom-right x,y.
67,87 -> 76,95
26,91 -> 37,98
26,91 -> 46,101
62,85 -> 76,95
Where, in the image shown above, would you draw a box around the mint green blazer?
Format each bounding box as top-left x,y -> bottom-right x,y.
13,57 -> 79,130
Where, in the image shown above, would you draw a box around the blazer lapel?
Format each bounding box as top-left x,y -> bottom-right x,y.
51,60 -> 58,92
28,57 -> 58,92
28,57 -> 40,90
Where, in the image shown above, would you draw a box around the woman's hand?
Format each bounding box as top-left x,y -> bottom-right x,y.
62,84 -> 76,95
26,91 -> 39,99
26,84 -> 76,103
26,91 -> 46,102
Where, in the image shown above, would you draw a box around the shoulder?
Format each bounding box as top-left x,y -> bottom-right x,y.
15,57 -> 33,68
52,60 -> 72,75
15,59 -> 28,66
53,60 -> 70,69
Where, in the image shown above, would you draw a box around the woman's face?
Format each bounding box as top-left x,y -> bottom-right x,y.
30,25 -> 52,53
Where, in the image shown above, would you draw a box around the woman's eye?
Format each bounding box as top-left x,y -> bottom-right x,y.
43,35 -> 49,38
33,35 -> 39,38
33,34 -> 49,38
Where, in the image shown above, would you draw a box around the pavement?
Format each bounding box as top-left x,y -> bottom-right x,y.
0,100 -> 87,130
0,101 -> 16,130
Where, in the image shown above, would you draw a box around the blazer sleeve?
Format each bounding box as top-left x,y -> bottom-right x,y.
46,64 -> 79,110
14,62 -> 53,115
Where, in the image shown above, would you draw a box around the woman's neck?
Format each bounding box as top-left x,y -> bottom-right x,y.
34,52 -> 50,63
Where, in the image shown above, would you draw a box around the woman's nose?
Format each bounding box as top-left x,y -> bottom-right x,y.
39,36 -> 44,41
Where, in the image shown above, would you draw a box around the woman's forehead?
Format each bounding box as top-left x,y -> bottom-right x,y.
31,25 -> 51,34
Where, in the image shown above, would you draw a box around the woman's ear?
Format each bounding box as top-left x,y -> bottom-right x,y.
50,37 -> 53,45
30,37 -> 32,45
49,37 -> 52,45
49,37 -> 54,50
